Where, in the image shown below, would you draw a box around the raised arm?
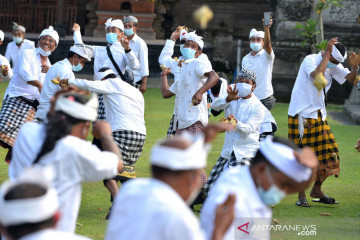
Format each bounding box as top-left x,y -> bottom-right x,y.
192,70 -> 219,105
160,67 -> 175,98
263,17 -> 273,55
310,38 -> 337,79
345,51 -> 360,83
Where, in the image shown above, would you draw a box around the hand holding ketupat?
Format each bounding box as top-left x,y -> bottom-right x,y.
313,73 -> 328,91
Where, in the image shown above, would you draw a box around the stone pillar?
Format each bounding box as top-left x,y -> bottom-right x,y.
93,0 -> 156,40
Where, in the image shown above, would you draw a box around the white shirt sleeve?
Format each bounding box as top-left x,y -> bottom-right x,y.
165,214 -> 205,240
303,55 -> 318,79
124,50 -> 140,70
159,40 -> 176,67
332,64 -> 350,85
69,78 -> 117,94
266,49 -> 275,61
236,104 -> 265,134
211,81 -> 229,111
195,59 -> 213,78
5,44 -> 11,62
169,80 -> 179,95
75,143 -> 118,182
18,51 -> 36,82
138,40 -> 149,77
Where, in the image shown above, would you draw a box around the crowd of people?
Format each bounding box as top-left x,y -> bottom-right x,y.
0,13 -> 358,240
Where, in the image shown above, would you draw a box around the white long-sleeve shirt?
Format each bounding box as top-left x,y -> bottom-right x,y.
105,178 -> 205,240
201,167 -> 272,240
73,31 -> 139,75
0,54 -> 13,81
288,52 -> 349,120
36,58 -> 76,120
69,77 -> 146,135
19,229 -> 91,240
125,33 -> 149,83
5,39 -> 35,70
9,122 -> 119,233
212,84 -> 266,159
168,58 -> 213,130
6,48 -> 50,100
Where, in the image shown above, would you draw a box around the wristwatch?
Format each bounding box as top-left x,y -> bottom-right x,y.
125,48 -> 131,53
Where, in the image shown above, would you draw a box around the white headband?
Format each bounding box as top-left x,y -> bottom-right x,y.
105,18 -> 112,30
70,44 -> 92,61
259,137 -> 312,183
12,22 -> 26,33
331,44 -> 347,63
249,28 -> 264,39
180,29 -> 189,41
186,31 -> 204,50
0,167 -> 58,227
39,26 -> 59,45
55,93 -> 98,121
150,133 -> 210,170
94,69 -> 116,81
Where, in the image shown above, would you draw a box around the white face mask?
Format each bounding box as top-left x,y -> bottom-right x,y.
236,82 -> 253,98
36,47 -> 52,57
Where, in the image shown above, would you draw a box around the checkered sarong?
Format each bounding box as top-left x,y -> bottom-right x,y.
112,129 -> 146,169
97,94 -> 106,120
288,112 -> 340,182
204,156 -> 228,196
175,121 -> 204,136
229,151 -> 252,167
167,114 -> 175,138
0,96 -> 36,147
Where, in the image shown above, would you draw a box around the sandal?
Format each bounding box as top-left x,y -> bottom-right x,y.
296,198 -> 311,207
312,194 -> 338,204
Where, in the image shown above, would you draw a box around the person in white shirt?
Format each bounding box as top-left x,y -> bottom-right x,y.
0,26 -> 59,163
124,16 -> 149,93
0,30 -> 13,82
5,22 -> 35,71
35,44 -> 93,122
19,92 -> 122,233
242,17 -> 275,110
288,38 -> 360,207
159,27 -> 211,138
60,68 -> 146,219
160,31 -> 219,136
201,136 -> 318,240
105,123 -> 236,240
0,168 -> 91,240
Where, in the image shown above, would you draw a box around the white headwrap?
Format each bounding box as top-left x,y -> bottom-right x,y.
55,93 -> 98,122
12,22 -> 26,33
331,44 -> 347,63
94,69 -> 116,81
150,132 -> 211,170
124,16 -> 138,25
0,30 -> 4,41
249,28 -> 264,39
0,167 -> 58,227
105,18 -> 112,30
259,136 -> 312,183
186,31 -> 204,50
179,29 -> 189,41
111,19 -> 124,32
70,44 -> 93,61
39,26 -> 59,45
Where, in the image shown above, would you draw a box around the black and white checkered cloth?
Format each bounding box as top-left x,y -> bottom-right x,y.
97,93 -> 106,120
167,114 -> 175,138
204,156 -> 228,196
112,130 -> 146,167
0,96 -> 36,147
229,151 -> 252,167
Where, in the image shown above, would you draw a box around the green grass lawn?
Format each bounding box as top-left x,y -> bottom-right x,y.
0,83 -> 359,239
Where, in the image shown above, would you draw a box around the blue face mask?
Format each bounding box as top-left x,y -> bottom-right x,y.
106,33 -> 118,44
180,47 -> 196,60
124,28 -> 134,37
257,167 -> 286,206
326,61 -> 336,69
13,36 -> 23,44
250,42 -> 262,52
72,56 -> 84,72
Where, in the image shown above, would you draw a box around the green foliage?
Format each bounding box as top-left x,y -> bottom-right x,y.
316,0 -> 344,13
293,19 -> 320,48
315,39 -> 328,51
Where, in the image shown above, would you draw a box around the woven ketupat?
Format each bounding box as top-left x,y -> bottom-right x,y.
288,111 -> 340,182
